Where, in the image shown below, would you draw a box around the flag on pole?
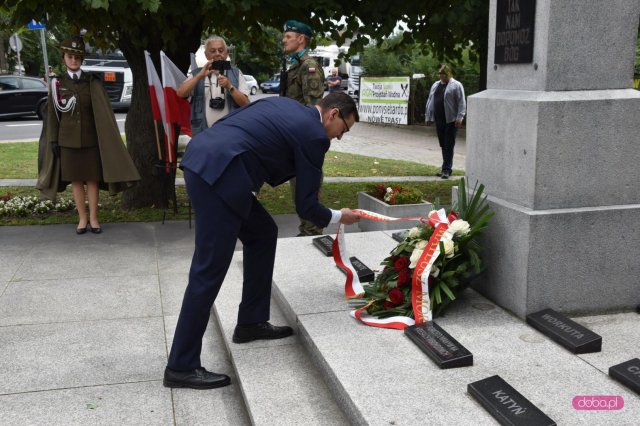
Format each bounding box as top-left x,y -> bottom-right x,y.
144,51 -> 166,161
161,51 -> 191,146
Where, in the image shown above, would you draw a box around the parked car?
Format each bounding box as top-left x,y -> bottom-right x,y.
0,75 -> 48,119
260,74 -> 280,94
244,75 -> 258,95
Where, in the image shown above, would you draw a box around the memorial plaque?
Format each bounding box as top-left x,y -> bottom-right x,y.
392,230 -> 409,242
526,309 -> 601,354
609,358 -> 640,395
468,375 -> 556,426
404,321 -> 473,369
337,256 -> 374,282
312,235 -> 334,257
494,0 -> 536,64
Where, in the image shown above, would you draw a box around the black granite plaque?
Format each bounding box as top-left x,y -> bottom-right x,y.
404,321 -> 473,369
392,230 -> 409,242
312,235 -> 334,257
337,256 -> 374,282
609,358 -> 640,395
468,375 -> 556,426
494,0 -> 536,64
526,309 -> 602,354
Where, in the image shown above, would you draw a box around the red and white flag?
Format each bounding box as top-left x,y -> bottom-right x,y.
144,50 -> 167,161
160,51 -> 191,161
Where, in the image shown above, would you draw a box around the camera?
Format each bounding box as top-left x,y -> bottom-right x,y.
209,97 -> 225,109
210,60 -> 231,73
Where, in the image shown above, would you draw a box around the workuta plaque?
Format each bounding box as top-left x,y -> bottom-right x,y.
337,256 -> 374,282
609,358 -> 640,395
312,235 -> 334,257
526,309 -> 602,354
404,321 -> 473,369
468,375 -> 556,426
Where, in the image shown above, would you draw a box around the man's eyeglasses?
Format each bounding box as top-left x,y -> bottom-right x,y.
337,109 -> 350,134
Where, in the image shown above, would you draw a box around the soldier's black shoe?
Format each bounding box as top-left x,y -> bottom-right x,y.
163,367 -> 231,389
232,322 -> 294,343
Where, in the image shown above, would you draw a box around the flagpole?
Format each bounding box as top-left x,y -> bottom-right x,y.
153,120 -> 162,160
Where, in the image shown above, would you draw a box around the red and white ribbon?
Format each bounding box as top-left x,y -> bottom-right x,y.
333,208 -> 457,330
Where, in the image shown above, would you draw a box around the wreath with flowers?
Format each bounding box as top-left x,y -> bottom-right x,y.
351,179 -> 494,319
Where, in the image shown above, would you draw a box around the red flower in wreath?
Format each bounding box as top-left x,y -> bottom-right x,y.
397,269 -> 411,287
388,287 -> 404,306
394,256 -> 409,271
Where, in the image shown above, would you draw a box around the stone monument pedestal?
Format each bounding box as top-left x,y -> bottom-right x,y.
466,0 -> 640,318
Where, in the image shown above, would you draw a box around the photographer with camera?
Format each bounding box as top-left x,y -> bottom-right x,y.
177,36 -> 250,137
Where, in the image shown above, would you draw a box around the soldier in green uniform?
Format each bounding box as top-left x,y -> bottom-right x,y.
281,19 -> 326,236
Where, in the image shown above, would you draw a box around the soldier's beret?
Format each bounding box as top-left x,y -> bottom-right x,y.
283,20 -> 313,38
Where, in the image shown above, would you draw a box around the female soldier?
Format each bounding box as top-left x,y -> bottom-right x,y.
44,36 -> 140,234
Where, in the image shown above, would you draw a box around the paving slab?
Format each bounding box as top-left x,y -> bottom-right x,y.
575,312 -> 640,373
0,381 -> 173,426
214,253 -> 349,425
273,232 -> 397,319
274,231 -> 640,425
0,317 -> 166,394
164,315 -> 251,426
0,275 -> 161,326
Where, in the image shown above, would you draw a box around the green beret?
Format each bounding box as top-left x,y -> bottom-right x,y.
283,20 -> 313,38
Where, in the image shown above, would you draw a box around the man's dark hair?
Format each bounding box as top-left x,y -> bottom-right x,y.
318,92 -> 359,122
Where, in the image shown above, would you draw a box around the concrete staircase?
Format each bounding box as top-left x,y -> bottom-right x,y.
216,231 -> 639,425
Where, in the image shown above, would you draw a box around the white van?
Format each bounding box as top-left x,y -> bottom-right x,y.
82,54 -> 133,110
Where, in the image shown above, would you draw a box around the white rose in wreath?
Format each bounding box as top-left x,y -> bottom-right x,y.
443,239 -> 455,257
448,219 -> 471,236
407,227 -> 420,239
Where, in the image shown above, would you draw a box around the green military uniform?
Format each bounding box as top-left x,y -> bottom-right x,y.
286,51 -> 325,106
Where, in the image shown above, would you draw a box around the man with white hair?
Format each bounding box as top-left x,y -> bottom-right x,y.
177,36 -> 250,137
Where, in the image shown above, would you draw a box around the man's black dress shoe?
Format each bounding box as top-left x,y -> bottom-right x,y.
163,367 -> 231,389
435,171 -> 444,177
441,171 -> 450,179
76,226 -> 88,235
232,322 -> 294,343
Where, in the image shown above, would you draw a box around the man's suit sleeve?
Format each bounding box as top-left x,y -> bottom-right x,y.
293,136 -> 332,227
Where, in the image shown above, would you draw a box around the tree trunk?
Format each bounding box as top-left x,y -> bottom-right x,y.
118,23 -> 202,209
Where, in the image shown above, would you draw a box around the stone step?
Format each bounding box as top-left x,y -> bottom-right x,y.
213,254 -> 349,425
272,231 -> 640,425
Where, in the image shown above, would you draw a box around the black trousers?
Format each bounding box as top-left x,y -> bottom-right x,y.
167,169 -> 278,370
435,120 -> 458,174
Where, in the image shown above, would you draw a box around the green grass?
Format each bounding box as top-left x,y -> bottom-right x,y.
0,140 -> 463,226
0,142 -> 463,179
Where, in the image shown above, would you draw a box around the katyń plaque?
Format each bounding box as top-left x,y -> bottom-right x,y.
404,321 -> 473,369
494,0 -> 536,64
392,230 -> 409,242
526,309 -> 602,354
336,256 -> 374,282
312,235 -> 334,257
609,358 -> 640,395
468,375 -> 556,426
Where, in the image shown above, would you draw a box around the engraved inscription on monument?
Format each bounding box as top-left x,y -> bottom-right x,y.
609,358 -> 640,395
468,375 -> 556,426
337,256 -> 375,282
494,0 -> 536,64
404,321 -> 473,369
312,235 -> 335,257
526,308 -> 602,354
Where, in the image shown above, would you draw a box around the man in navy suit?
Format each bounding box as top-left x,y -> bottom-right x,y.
164,92 -> 360,390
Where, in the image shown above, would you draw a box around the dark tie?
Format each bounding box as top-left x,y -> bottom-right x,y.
72,74 -> 78,81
